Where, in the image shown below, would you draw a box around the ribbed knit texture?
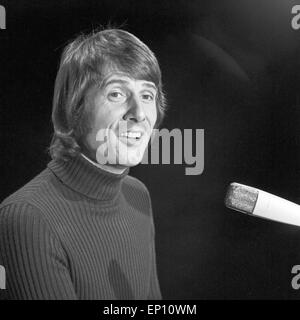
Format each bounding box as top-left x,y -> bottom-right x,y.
0,155 -> 161,300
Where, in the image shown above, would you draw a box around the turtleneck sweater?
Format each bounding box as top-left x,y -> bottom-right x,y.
0,155 -> 162,300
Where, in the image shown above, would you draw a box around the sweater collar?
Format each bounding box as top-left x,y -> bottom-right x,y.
47,154 -> 129,201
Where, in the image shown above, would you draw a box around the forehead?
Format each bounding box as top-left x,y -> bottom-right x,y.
101,72 -> 157,91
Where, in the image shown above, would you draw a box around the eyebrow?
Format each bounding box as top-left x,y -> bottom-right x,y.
104,78 -> 157,92
142,82 -> 157,91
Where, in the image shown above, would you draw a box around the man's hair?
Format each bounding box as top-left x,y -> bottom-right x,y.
49,28 -> 166,161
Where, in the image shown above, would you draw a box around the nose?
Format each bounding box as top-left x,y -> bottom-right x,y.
123,95 -> 146,122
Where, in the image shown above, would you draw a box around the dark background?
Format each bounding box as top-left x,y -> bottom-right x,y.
0,0 -> 299,299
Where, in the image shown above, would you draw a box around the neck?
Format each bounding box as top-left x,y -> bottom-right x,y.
80,153 -> 127,175
48,154 -> 129,201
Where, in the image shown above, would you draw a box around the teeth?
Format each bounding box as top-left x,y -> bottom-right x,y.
120,132 -> 142,139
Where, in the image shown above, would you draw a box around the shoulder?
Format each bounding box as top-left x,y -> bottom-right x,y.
0,168 -> 65,236
0,189 -> 63,253
1,167 -> 55,211
0,200 -> 53,239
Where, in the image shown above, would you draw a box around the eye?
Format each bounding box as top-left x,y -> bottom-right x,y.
107,90 -> 126,102
141,93 -> 155,102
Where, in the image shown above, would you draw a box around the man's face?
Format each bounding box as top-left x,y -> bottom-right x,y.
84,72 -> 157,170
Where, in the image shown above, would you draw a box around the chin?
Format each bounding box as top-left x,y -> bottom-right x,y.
118,155 -> 143,167
117,149 -> 145,167
95,140 -> 147,167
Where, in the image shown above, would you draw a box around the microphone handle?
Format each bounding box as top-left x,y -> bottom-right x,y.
253,190 -> 300,226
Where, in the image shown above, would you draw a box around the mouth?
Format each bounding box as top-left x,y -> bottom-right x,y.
118,131 -> 145,145
120,131 -> 142,139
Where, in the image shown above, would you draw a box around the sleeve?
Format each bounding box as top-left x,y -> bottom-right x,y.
0,202 -> 78,300
147,195 -> 162,300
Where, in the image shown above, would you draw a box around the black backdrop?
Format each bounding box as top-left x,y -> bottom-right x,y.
0,0 -> 300,299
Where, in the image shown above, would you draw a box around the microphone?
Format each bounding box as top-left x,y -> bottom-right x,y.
225,182 -> 300,227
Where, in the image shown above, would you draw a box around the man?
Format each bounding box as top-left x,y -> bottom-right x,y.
0,28 -> 166,300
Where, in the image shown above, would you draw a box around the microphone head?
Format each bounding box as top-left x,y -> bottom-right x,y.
225,182 -> 259,214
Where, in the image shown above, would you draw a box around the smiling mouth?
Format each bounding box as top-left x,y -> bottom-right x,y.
119,131 -> 143,140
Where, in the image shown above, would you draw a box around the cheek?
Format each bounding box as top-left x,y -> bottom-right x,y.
92,103 -> 121,130
93,110 -> 110,131
84,108 -> 112,150
146,104 -> 158,127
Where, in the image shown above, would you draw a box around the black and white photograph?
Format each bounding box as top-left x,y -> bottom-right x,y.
0,0 -> 299,304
